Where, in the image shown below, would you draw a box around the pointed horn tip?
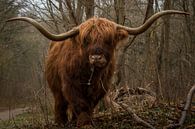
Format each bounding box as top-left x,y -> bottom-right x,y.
6,17 -> 31,22
184,12 -> 191,15
6,17 -> 20,22
167,10 -> 190,15
6,18 -> 14,22
178,11 -> 191,15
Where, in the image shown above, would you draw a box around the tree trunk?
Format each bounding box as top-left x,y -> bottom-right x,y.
159,0 -> 171,101
113,0 -> 126,88
84,0 -> 95,19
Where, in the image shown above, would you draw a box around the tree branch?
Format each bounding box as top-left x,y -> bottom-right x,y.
118,102 -> 156,129
163,85 -> 195,129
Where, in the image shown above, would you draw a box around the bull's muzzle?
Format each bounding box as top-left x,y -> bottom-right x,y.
89,54 -> 107,67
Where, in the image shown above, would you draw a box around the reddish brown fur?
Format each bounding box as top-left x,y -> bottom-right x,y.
46,17 -> 128,126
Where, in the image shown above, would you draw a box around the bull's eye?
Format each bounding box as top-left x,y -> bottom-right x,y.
83,41 -> 88,48
83,37 -> 90,48
105,40 -> 113,46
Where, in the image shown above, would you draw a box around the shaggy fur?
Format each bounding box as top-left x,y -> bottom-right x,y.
46,17 -> 128,126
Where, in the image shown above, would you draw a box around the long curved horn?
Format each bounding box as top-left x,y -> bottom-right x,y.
6,17 -> 79,41
117,10 -> 190,35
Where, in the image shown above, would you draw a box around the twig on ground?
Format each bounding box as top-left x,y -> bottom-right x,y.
163,85 -> 195,129
117,102 -> 156,129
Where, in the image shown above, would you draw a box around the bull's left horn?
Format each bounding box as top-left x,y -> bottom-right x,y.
6,17 -> 79,41
117,10 -> 190,35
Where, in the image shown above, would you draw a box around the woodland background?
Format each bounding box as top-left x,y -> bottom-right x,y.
0,0 -> 194,128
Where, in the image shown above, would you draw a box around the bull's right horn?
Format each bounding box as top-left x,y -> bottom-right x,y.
6,17 -> 79,41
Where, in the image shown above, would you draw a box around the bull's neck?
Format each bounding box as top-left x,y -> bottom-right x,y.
79,64 -> 104,85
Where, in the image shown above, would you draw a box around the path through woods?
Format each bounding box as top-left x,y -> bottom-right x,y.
0,107 -> 29,121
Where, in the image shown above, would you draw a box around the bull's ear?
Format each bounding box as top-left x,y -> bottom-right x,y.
115,29 -> 129,48
115,29 -> 129,42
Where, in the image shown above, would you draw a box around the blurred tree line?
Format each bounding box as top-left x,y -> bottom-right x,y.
0,0 -> 194,106
0,0 -> 48,106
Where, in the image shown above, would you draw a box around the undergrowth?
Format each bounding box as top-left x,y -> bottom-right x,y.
0,104 -> 194,129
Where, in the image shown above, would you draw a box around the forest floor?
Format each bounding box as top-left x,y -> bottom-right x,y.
0,103 -> 194,129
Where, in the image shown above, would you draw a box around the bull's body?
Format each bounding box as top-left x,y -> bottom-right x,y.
46,18 -> 125,126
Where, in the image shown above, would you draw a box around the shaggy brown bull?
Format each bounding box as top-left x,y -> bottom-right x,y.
7,10 -> 189,127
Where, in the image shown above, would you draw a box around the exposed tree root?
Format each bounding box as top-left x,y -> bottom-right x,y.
163,85 -> 195,129
117,102 -> 156,129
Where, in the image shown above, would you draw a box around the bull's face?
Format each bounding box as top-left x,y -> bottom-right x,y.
87,37 -> 115,68
79,18 -> 128,68
86,32 -> 128,68
84,32 -> 115,68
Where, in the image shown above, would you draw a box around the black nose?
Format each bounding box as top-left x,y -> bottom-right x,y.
95,48 -> 103,54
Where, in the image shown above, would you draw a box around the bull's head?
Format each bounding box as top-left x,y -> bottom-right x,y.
7,10 -> 189,68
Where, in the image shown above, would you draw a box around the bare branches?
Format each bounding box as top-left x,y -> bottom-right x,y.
114,0 -> 125,24
65,0 -> 78,25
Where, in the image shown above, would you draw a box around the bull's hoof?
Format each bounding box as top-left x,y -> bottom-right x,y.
78,124 -> 94,129
76,112 -> 92,128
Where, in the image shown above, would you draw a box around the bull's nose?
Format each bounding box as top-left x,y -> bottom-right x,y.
89,54 -> 107,67
91,55 -> 102,61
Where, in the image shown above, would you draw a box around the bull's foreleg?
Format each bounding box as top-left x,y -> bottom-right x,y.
68,98 -> 93,127
53,92 -> 68,125
76,109 -> 93,127
62,85 -> 93,127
